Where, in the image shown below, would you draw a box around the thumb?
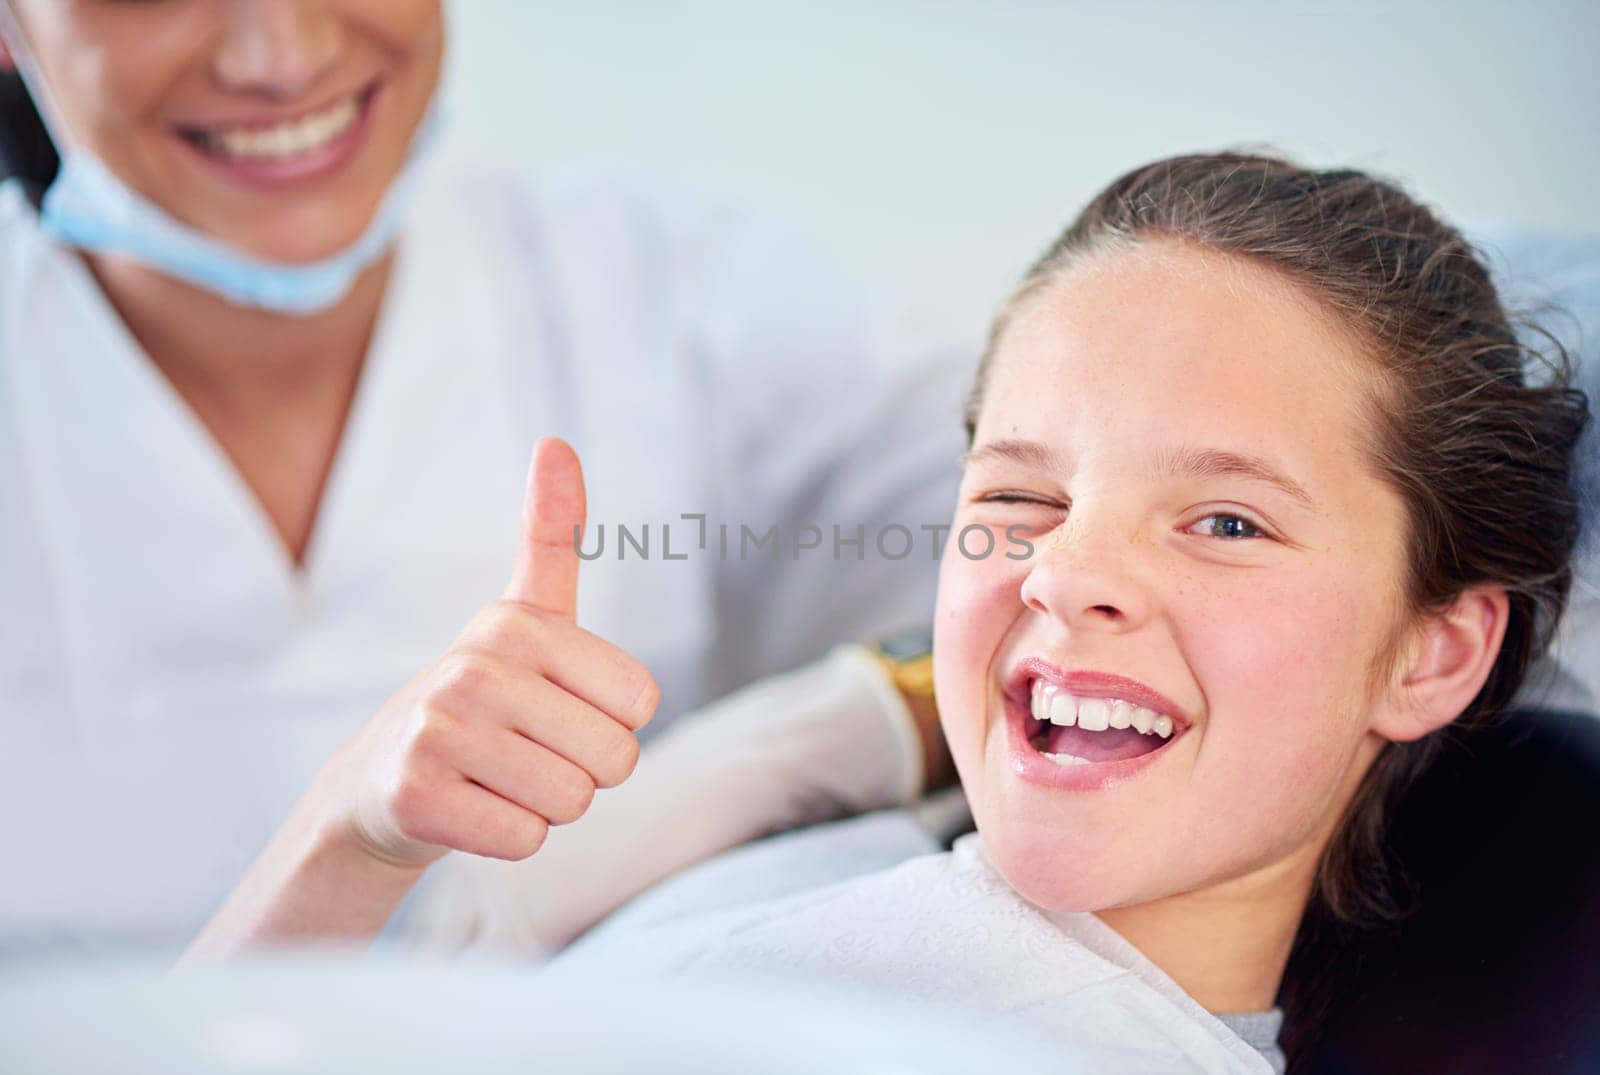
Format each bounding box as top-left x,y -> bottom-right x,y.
505,437 -> 586,619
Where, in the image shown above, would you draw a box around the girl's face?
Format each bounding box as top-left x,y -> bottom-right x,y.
935,242 -> 1413,913
4,0 -> 443,263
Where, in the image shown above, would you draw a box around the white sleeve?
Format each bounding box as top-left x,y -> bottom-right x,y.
399,645 -> 923,956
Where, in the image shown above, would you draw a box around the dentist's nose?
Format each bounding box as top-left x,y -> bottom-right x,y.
213,0 -> 342,99
1018,519 -> 1151,635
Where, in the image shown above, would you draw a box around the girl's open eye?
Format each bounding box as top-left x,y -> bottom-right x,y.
1186,513 -> 1268,540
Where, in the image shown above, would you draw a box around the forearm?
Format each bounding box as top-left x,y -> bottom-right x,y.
184,793 -> 426,961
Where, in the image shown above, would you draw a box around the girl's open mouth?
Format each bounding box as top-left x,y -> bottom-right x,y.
1026,679 -> 1175,765
1003,663 -> 1190,789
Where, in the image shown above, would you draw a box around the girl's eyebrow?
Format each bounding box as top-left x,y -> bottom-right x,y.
961,438 -> 1316,510
1153,445 -> 1316,509
958,439 -> 1064,473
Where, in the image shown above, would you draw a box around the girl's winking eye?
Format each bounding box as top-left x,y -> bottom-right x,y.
975,490 -> 1066,508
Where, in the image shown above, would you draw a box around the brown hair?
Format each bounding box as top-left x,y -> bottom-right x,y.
967,152 -> 1589,1066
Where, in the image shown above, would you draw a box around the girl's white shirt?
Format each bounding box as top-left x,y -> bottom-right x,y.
0,158 -> 968,958
556,819 -> 1274,1075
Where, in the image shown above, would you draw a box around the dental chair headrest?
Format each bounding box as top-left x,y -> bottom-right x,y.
1299,705 -> 1600,1073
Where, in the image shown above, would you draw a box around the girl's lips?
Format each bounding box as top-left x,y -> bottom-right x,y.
998,658 -> 1193,791
169,80 -> 384,191
1003,690 -> 1183,790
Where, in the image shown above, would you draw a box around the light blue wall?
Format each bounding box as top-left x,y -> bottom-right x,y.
442,0 -> 1600,332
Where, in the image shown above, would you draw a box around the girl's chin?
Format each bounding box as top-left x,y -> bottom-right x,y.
976,814 -> 1134,914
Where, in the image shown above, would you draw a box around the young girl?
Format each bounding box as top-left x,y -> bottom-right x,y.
550,153 -> 1589,1073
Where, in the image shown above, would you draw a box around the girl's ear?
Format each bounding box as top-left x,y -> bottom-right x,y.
1375,586 -> 1510,743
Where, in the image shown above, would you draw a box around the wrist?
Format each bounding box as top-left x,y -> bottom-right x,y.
313,815 -> 433,886
869,629 -> 956,794
305,734 -> 442,873
901,680 -> 956,792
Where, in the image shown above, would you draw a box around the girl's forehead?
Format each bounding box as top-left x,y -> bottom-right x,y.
980,245 -> 1379,458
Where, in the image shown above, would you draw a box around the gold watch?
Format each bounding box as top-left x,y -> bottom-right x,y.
871,626 -> 936,700
871,626 -> 954,790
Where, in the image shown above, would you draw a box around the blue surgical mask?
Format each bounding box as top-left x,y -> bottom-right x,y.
37,111 -> 439,317
0,3 -> 440,317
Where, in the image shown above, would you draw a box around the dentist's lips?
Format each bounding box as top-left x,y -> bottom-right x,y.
170,79 -> 384,190
1001,659 -> 1192,790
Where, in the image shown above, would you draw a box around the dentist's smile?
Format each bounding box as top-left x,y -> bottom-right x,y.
171,79 -> 384,191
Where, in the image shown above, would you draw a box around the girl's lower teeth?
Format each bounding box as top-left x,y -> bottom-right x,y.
1041,751 -> 1094,767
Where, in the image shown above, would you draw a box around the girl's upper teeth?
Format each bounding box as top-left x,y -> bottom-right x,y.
1030,681 -> 1175,739
205,95 -> 361,160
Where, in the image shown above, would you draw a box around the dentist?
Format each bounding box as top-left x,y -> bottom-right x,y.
0,1 -> 959,958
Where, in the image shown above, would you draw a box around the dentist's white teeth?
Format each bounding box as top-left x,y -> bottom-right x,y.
1040,751 -> 1092,767
1075,698 -> 1110,731
1108,700 -> 1133,729
207,94 -> 361,160
1129,706 -> 1155,734
1152,715 -> 1174,739
1048,693 -> 1077,727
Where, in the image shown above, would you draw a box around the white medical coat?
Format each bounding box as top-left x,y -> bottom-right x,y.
0,160 -> 970,957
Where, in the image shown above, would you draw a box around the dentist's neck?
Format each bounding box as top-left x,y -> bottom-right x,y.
87,250 -> 393,565
88,247 -> 390,387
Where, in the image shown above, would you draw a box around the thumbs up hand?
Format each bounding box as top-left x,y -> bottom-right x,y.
334,438 -> 660,868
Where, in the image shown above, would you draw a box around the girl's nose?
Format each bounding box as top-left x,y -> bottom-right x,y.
212,0 -> 343,100
1018,519 -> 1152,635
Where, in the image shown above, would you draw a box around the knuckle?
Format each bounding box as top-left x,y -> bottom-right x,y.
547,769 -> 596,825
430,653 -> 494,708
491,599 -> 550,640
411,706 -> 460,758
594,728 -> 640,789
462,603 -> 527,656
497,815 -> 549,861
625,667 -> 662,725
388,774 -> 441,841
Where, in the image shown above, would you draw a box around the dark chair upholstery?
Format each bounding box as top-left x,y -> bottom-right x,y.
1301,706 -> 1600,1073
0,71 -> 58,192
